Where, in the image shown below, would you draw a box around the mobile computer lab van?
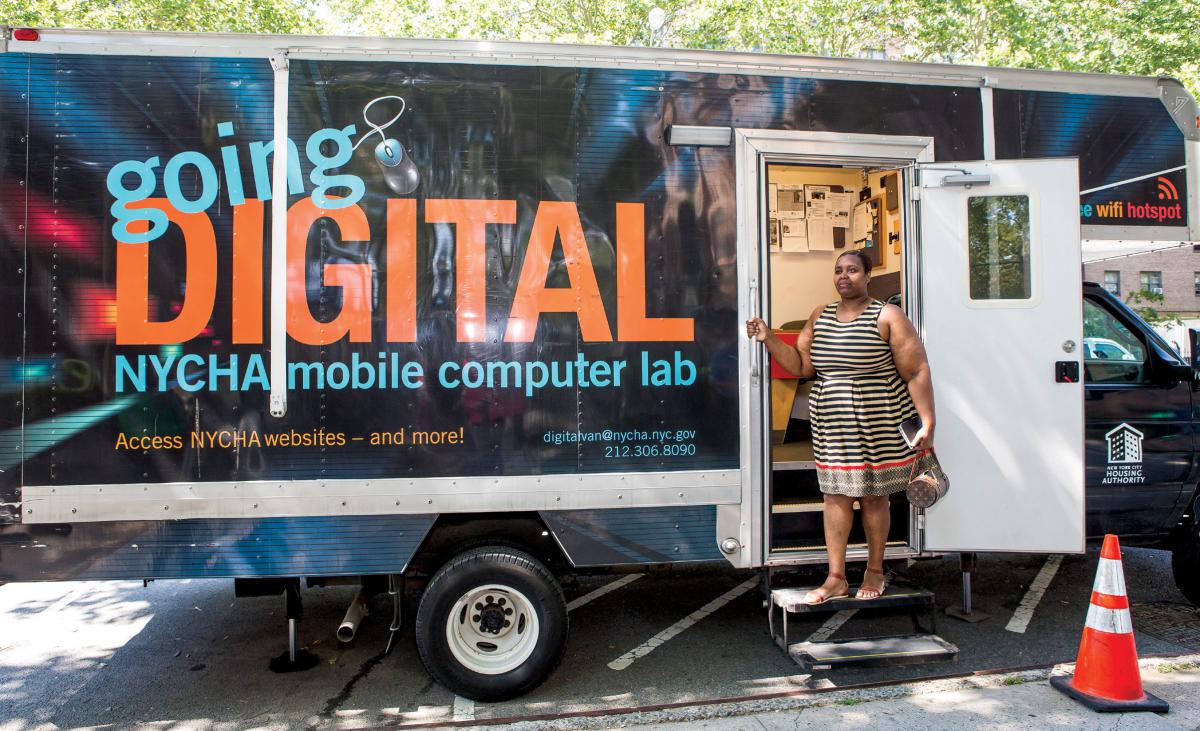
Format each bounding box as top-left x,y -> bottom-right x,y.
1,26 -> 1198,700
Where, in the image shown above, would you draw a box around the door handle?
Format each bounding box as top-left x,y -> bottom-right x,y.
750,280 -> 761,385
1055,361 -> 1080,383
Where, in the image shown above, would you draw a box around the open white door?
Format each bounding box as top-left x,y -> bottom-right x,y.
918,159 -> 1085,554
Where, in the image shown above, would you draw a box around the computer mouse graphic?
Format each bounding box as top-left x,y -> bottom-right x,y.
354,95 -> 420,195
375,138 -> 421,195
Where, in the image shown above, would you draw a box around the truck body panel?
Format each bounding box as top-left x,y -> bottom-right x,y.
0,29 -> 1196,581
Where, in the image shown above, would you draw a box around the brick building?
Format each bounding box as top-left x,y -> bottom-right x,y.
1082,246 -> 1200,318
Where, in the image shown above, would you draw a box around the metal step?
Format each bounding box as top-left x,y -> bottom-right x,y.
771,578 -> 934,615
790,633 -> 959,672
768,578 -> 946,665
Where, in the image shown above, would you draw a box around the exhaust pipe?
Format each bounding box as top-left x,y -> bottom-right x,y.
337,591 -> 369,644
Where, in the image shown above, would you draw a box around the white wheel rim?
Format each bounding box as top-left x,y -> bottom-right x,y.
445,584 -> 540,675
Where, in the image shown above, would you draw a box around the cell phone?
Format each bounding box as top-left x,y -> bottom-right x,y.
898,416 -> 923,449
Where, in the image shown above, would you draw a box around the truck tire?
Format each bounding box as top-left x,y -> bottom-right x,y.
414,546 -> 568,701
1173,519 -> 1200,606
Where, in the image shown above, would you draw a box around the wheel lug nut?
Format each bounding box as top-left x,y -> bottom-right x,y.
473,614 -> 481,622
503,620 -> 511,627
486,596 -> 494,603
498,598 -> 506,606
504,608 -> 513,615
475,602 -> 483,610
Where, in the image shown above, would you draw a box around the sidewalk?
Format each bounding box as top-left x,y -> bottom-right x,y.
613,655 -> 1200,731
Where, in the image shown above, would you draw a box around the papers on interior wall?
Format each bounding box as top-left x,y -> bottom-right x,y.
776,184 -> 806,219
852,199 -> 873,243
807,219 -> 834,250
805,185 -> 835,250
829,192 -> 854,232
853,197 -> 884,250
805,185 -> 831,217
768,184 -> 779,214
806,186 -> 854,250
780,218 -> 809,252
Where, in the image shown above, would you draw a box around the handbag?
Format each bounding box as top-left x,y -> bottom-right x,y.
905,448 -> 949,509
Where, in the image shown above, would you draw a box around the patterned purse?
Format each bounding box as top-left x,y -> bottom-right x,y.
906,449 -> 949,509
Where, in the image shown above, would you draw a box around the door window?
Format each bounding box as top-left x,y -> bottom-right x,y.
1083,299 -> 1147,384
967,195 -> 1031,301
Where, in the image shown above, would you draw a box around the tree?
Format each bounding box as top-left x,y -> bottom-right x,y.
424,0 -> 1200,100
673,0 -> 904,58
895,0 -> 1200,97
325,0 -> 692,46
4,0 -> 1197,99
1124,289 -> 1184,329
0,0 -> 320,34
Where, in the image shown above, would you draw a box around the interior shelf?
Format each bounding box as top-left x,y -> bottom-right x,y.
772,440 -> 815,470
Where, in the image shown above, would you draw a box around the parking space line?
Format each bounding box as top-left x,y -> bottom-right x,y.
806,609 -> 858,642
43,585 -> 88,616
607,576 -> 759,671
566,574 -> 643,612
1005,554 -> 1063,634
452,695 -> 475,721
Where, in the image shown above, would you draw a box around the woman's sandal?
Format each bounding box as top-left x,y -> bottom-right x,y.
856,567 -> 890,600
802,572 -> 850,606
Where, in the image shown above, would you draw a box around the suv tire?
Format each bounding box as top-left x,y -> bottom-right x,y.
1172,516 -> 1200,606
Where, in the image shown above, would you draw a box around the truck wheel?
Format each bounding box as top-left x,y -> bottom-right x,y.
1173,519 -> 1200,606
414,546 -> 568,701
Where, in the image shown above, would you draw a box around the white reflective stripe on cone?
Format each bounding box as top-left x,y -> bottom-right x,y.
1085,604 -> 1134,635
1092,557 -> 1127,598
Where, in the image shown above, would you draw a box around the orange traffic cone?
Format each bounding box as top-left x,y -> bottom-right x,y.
1050,535 -> 1169,713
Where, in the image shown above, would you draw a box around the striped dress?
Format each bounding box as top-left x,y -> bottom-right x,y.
809,300 -> 919,497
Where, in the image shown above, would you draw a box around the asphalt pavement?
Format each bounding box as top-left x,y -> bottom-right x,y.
0,546 -> 1198,729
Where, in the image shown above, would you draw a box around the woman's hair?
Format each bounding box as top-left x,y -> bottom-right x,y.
837,249 -> 872,275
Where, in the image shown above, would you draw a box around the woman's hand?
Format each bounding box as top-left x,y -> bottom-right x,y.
911,423 -> 935,451
745,317 -> 770,342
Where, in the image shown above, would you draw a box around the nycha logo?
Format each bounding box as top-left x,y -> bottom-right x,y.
1106,423 -> 1144,464
1102,424 -> 1146,485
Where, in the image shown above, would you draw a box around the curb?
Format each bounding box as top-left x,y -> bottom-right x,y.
385,652 -> 1200,730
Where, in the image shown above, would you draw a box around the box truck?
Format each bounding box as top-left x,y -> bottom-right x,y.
1,26 -> 1198,699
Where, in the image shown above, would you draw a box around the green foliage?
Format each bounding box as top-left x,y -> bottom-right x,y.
0,0 -> 319,34
1125,289 -> 1184,328
324,0 -> 692,45
674,0 -> 903,58
3,0 -> 1198,99
897,0 -> 1200,95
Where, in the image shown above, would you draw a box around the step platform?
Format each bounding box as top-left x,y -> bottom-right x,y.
790,633 -> 959,672
771,579 -> 935,615
768,578 -> 958,672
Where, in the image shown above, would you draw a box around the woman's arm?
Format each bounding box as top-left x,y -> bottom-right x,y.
881,305 -> 935,449
745,306 -> 822,379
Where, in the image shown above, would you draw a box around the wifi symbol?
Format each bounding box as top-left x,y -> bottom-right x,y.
1157,177 -> 1179,200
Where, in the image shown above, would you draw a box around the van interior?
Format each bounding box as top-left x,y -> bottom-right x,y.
764,162 -> 912,558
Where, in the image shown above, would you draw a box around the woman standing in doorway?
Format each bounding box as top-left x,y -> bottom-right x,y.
746,250 -> 935,603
